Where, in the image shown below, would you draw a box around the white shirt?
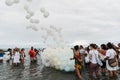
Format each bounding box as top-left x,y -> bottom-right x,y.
80,49 -> 85,54
106,49 -> 116,59
89,50 -> 99,64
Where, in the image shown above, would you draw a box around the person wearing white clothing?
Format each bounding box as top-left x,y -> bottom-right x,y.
4,48 -> 12,62
89,44 -> 100,80
13,48 -> 20,66
105,42 -> 118,79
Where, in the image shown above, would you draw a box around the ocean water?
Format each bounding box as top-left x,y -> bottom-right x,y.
0,49 -> 79,80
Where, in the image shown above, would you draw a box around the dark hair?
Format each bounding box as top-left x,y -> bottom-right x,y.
7,48 -> 12,51
90,43 -> 97,49
80,45 -> 83,48
107,42 -> 113,49
74,45 -> 79,51
118,43 -> 120,47
21,48 -> 25,51
101,44 -> 107,50
34,48 -> 38,52
31,46 -> 34,50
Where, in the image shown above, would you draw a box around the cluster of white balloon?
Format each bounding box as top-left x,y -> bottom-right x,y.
4,0 -> 75,72
40,25 -> 63,45
24,6 -> 49,31
40,7 -> 49,18
4,0 -> 63,45
5,0 -> 20,6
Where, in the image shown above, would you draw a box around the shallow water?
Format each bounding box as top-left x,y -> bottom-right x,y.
0,50 -> 120,80
0,51 -> 79,80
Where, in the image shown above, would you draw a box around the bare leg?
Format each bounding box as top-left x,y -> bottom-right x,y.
76,68 -> 82,80
113,70 -> 117,77
109,71 -> 113,78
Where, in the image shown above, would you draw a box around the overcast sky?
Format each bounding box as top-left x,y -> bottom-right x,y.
0,0 -> 120,48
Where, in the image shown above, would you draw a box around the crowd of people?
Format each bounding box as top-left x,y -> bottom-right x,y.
0,42 -> 120,80
71,42 -> 120,80
0,47 -> 41,66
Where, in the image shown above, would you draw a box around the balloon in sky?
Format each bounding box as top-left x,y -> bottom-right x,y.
30,19 -> 40,24
24,5 -> 29,11
28,11 -> 34,16
40,27 -> 46,30
32,27 -> 38,31
13,0 -> 20,4
5,0 -> 13,6
26,25 -> 38,31
40,7 -> 46,13
46,29 -> 54,37
26,15 -> 31,19
43,11 -> 49,18
24,5 -> 34,17
50,25 -> 62,33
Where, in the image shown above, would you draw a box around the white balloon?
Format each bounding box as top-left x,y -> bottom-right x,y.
43,11 -> 49,18
30,19 -> 40,24
40,27 -> 46,30
32,27 -> 38,31
40,7 -> 46,13
49,25 -> 56,30
26,15 -> 31,19
28,11 -> 34,16
46,30 -> 54,36
5,0 -> 13,6
41,47 -> 75,72
24,5 -> 29,11
13,0 -> 20,3
27,25 -> 38,31
41,35 -> 48,41
24,6 -> 34,16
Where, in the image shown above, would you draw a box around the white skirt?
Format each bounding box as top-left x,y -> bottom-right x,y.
106,60 -> 119,71
13,55 -> 20,63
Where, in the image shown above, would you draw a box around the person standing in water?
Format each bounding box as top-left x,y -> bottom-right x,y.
20,48 -> 25,64
34,48 -> 40,60
89,44 -> 100,80
29,46 -> 36,63
70,45 -> 83,80
5,48 -> 12,62
98,44 -> 107,76
13,48 -> 20,66
105,42 -> 118,79
0,49 -> 4,62
117,43 -> 120,67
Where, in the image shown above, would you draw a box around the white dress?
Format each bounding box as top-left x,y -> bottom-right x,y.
106,49 -> 119,71
13,52 -> 20,63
